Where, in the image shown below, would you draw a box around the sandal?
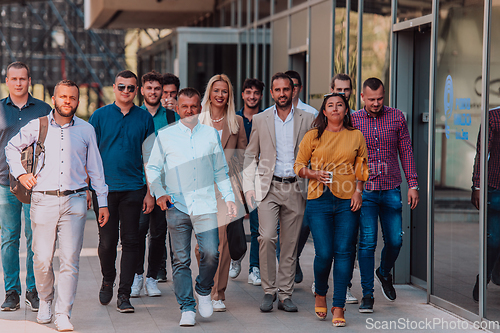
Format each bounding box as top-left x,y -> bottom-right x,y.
331,307 -> 346,327
314,293 -> 327,320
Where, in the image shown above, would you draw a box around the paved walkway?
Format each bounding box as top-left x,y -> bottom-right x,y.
0,213 -> 485,332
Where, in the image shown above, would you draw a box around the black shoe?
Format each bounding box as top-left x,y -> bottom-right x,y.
278,298 -> 298,312
25,288 -> 39,312
259,293 -> 277,312
157,268 -> 167,283
117,294 -> 134,313
359,295 -> 374,313
294,260 -> 303,284
1,290 -> 20,311
99,280 -> 114,305
375,267 -> 396,301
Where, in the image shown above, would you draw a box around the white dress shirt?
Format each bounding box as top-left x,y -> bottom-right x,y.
5,111 -> 108,207
274,105 -> 296,178
145,120 -> 235,216
297,98 -> 319,117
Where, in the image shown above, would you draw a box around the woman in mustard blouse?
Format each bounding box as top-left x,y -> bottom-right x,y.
294,93 -> 368,327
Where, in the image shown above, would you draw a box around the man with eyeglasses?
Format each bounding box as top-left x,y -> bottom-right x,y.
89,70 -> 155,313
285,70 -> 318,117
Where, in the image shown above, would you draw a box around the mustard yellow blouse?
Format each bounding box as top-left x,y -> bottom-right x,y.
294,128 -> 369,200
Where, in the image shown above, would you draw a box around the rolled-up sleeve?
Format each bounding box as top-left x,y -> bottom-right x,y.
212,131 -> 235,203
5,119 -> 39,179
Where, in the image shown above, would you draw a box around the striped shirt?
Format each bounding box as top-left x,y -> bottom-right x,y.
472,107 -> 500,190
351,106 -> 418,191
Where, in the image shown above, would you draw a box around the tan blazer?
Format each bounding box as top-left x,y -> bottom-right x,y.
215,115 -> 247,220
242,107 -> 315,202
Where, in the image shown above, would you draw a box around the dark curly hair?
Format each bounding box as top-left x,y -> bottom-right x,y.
311,93 -> 354,139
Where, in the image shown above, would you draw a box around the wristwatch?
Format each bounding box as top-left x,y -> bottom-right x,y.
411,186 -> 420,191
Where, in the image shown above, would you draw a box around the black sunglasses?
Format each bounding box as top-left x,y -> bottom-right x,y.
117,84 -> 136,93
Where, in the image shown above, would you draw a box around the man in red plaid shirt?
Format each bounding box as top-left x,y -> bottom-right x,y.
351,78 -> 419,313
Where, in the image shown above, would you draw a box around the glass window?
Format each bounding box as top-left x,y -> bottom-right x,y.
293,0 -> 307,6
397,0 -> 432,22
274,0 -> 288,14
432,0 -> 484,315
361,0 -> 391,110
240,0 -> 248,27
257,0 -> 271,20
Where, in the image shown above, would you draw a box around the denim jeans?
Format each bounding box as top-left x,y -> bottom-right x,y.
92,187 -> 145,297
487,187 -> 500,279
0,184 -> 35,294
306,187 -> 359,308
136,202 -> 167,279
249,209 -> 259,272
166,207 -> 219,313
358,187 -> 403,297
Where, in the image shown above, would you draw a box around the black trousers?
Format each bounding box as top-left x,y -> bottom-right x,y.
93,187 -> 145,297
136,202 -> 167,278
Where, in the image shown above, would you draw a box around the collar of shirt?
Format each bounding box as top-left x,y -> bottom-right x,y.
111,101 -> 137,115
6,94 -> 36,109
140,103 -> 165,117
237,107 -> 263,119
273,104 -> 295,124
48,110 -> 75,128
178,119 -> 201,134
362,105 -> 386,118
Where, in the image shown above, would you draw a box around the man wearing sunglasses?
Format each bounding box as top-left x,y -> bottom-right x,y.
89,70 -> 155,313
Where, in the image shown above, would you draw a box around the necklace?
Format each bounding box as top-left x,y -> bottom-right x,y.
212,116 -> 225,123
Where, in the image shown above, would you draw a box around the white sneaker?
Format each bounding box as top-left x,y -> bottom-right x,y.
346,287 -> 359,304
311,282 -> 315,296
212,299 -> 226,312
229,258 -> 242,279
37,300 -> 52,324
194,291 -> 213,318
179,311 -> 196,326
54,314 -> 74,332
248,267 -> 261,286
130,274 -> 143,298
145,277 -> 161,297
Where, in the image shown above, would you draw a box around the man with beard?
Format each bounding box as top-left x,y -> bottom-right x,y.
146,88 -> 236,326
89,70 -> 155,313
5,80 -> 109,331
0,62 -> 51,313
230,78 -> 264,285
130,71 -> 170,298
243,72 -> 314,312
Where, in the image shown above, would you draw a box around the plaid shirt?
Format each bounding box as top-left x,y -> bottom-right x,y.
351,106 -> 418,190
472,108 -> 500,190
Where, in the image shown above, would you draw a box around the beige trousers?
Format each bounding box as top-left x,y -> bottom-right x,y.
30,191 -> 87,317
257,180 -> 305,300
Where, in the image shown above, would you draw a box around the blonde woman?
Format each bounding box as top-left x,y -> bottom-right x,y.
195,74 -> 247,312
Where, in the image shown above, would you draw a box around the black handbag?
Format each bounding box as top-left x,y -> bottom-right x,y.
226,216 -> 247,261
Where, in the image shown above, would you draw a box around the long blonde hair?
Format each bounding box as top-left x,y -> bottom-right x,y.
200,74 -> 239,135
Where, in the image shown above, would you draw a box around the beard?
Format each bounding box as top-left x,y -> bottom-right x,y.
245,100 -> 260,109
55,101 -> 77,118
276,96 -> 292,108
145,94 -> 161,107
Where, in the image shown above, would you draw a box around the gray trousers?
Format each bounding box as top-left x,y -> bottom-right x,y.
30,191 -> 87,318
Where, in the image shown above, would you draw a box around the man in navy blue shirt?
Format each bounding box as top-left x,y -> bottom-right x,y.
89,70 -> 155,313
233,78 -> 264,286
0,62 -> 51,312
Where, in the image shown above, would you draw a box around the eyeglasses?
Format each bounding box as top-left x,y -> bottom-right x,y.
323,92 -> 345,98
117,84 -> 136,93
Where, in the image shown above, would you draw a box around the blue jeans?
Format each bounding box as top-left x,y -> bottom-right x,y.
249,209 -> 259,272
0,184 -> 35,294
358,187 -> 403,297
307,188 -> 359,308
166,208 -> 219,313
487,187 -> 500,279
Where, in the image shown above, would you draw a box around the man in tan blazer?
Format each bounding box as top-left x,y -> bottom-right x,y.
243,72 -> 315,312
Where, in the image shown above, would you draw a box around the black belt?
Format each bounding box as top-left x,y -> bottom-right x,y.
272,175 -> 297,183
36,187 -> 88,197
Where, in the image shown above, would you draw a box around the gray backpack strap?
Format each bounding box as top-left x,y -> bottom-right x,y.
33,116 -> 48,176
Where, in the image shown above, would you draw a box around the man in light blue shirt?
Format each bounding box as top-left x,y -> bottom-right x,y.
145,87 -> 236,327
285,70 -> 318,117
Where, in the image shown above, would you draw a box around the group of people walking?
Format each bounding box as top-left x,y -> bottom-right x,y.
0,60 -> 419,331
